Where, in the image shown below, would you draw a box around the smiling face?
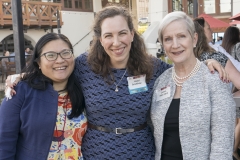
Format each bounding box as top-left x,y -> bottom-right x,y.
203,21 -> 213,43
162,20 -> 197,65
38,39 -> 74,86
100,15 -> 134,68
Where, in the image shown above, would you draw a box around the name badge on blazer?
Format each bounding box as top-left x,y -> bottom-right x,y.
127,74 -> 148,94
156,85 -> 170,101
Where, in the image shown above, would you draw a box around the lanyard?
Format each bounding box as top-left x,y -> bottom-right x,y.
54,94 -> 68,151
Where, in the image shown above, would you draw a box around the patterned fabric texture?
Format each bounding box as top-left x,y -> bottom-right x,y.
199,51 -> 228,67
237,106 -> 240,118
74,53 -> 171,159
48,92 -> 87,160
230,42 -> 240,62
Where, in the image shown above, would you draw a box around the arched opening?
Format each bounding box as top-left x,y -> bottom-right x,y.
0,34 -> 33,54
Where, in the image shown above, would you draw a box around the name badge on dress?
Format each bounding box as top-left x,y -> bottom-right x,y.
156,85 -> 171,101
127,74 -> 148,94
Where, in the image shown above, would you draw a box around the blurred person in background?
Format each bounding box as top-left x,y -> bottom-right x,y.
222,26 -> 240,62
194,17 -> 240,72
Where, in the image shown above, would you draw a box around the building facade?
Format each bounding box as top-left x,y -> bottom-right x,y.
168,0 -> 231,25
148,0 -> 234,28
0,0 -> 99,56
0,0 -> 140,57
137,0 -> 149,19
145,0 -> 239,57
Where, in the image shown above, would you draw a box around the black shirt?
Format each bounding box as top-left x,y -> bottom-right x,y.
161,99 -> 183,160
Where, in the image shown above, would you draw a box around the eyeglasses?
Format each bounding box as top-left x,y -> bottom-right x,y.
40,49 -> 73,61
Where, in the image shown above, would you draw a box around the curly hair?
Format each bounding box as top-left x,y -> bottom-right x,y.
221,26 -> 240,53
193,21 -> 215,58
87,5 -> 153,84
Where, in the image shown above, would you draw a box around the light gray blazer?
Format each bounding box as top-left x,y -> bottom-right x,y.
151,63 -> 235,160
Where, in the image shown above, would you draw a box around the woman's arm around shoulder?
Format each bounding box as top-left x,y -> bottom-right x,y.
0,82 -> 26,159
153,57 -> 172,77
225,60 -> 240,90
207,72 -> 235,160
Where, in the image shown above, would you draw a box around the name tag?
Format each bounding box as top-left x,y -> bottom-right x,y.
127,75 -> 148,94
156,85 -> 170,101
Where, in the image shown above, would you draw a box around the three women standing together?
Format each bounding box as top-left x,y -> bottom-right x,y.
0,6 -> 235,160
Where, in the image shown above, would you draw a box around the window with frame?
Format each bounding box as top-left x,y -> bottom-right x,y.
220,0 -> 231,13
53,0 -> 93,11
187,0 -> 193,15
107,0 -> 129,8
84,0 -> 92,10
74,0 -> 82,9
204,0 -> 215,14
172,0 -> 182,11
53,0 -> 61,2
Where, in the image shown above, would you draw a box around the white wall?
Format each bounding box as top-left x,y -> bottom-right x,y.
55,11 -> 95,56
143,0 -> 169,57
0,30 -> 13,42
52,0 -> 103,56
148,0 -> 168,23
0,11 -> 95,57
232,0 -> 240,27
0,1 -> 102,57
24,30 -> 46,46
93,0 -> 103,13
0,29 -> 45,50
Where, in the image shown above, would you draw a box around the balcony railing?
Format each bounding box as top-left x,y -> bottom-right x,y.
0,0 -> 63,29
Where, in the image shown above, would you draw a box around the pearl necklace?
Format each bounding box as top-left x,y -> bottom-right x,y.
172,58 -> 201,87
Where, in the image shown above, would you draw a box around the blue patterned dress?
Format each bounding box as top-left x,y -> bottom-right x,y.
74,53 -> 171,159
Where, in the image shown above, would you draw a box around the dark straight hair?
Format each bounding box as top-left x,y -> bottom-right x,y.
22,33 -> 85,118
194,17 -> 205,28
222,26 -> 240,53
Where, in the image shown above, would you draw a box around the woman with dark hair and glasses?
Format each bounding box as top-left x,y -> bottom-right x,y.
0,33 -> 87,159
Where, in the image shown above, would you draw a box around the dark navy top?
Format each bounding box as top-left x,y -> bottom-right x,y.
74,53 -> 171,159
0,82 -> 58,159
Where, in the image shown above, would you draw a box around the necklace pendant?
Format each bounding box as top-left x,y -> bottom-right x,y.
115,87 -> 119,92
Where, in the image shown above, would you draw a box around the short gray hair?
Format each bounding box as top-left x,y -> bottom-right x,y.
158,11 -> 195,44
